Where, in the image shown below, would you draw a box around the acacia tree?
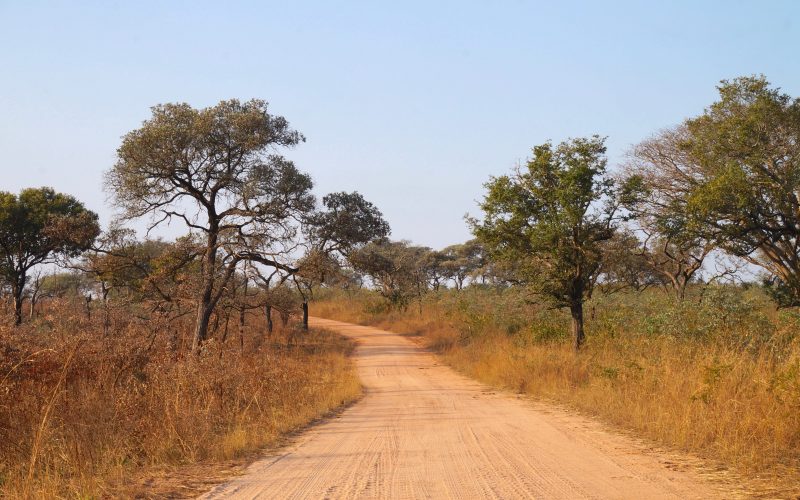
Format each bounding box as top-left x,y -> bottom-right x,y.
306,192 -> 390,256
106,99 -> 314,351
678,76 -> 800,306
471,136 -> 616,350
422,250 -> 452,291
441,239 -> 485,289
0,187 -> 99,325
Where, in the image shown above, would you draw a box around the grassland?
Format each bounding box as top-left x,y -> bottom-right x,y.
0,299 -> 360,498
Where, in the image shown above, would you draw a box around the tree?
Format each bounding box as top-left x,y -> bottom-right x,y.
306,192 -> 391,256
597,229 -> 664,293
422,249 -> 452,291
292,249 -> 346,329
441,239 -> 485,289
0,187 -> 99,325
81,231 -> 202,335
621,125 -> 717,300
471,136 -> 616,350
106,99 -> 314,351
298,191 -> 390,327
678,76 -> 800,306
37,271 -> 88,299
350,240 -> 430,309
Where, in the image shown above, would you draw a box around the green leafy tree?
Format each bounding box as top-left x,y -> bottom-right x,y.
597,229 -> 665,293
106,99 -> 314,351
38,271 -> 88,299
677,76 -> 800,306
421,249 -> 452,291
471,136 -> 616,350
306,192 -> 390,256
0,187 -> 99,325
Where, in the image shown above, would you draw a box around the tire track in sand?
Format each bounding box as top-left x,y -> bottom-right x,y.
201,317 -> 734,499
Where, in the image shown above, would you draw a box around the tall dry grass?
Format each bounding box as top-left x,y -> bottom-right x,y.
0,298 -> 360,498
314,286 -> 800,492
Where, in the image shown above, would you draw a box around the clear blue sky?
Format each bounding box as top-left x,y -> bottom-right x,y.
1,1 -> 798,248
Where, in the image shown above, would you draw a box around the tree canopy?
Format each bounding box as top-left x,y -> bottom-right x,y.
106,99 -> 315,350
0,187 -> 99,325
681,76 -> 800,305
471,136 -> 616,349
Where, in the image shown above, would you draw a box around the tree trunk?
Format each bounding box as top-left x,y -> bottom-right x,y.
84,295 -> 92,320
266,304 -> 273,335
12,289 -> 23,327
221,310 -> 231,344
101,283 -> 111,336
192,302 -> 214,351
280,310 -> 289,328
301,302 -> 309,331
570,301 -> 585,351
192,234 -> 218,353
239,306 -> 246,352
676,280 -> 687,301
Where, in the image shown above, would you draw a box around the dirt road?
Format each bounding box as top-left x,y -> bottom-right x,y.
202,318 -> 728,499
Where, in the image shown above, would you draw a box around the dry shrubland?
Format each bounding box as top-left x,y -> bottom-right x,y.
314,286 -> 800,493
0,297 -> 360,498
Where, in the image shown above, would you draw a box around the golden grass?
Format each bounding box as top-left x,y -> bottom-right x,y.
0,299 -> 361,498
314,287 -> 800,494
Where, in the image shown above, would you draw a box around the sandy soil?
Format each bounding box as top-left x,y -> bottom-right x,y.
201,318 -> 735,499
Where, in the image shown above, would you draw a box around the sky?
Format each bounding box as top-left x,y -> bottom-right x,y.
1,1 -> 798,249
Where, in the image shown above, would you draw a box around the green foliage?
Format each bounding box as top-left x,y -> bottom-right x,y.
763,275 -> 799,308
440,239 -> 486,289
679,76 -> 800,304
38,272 -> 88,298
298,191 -> 390,301
472,136 -> 615,308
0,187 -> 99,324
306,192 -> 390,255
471,136 -> 617,348
0,187 -> 99,268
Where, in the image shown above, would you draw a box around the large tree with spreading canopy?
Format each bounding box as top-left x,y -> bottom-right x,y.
106,99 -> 315,351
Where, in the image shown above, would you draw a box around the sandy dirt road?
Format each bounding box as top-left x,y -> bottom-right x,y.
202,317 -> 729,499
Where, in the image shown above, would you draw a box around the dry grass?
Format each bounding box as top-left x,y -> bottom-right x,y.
0,298 -> 360,498
314,286 -> 800,495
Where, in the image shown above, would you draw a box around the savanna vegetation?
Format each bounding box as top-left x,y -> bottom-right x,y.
3,75 -> 800,496
312,76 -> 800,494
0,100 -> 388,497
